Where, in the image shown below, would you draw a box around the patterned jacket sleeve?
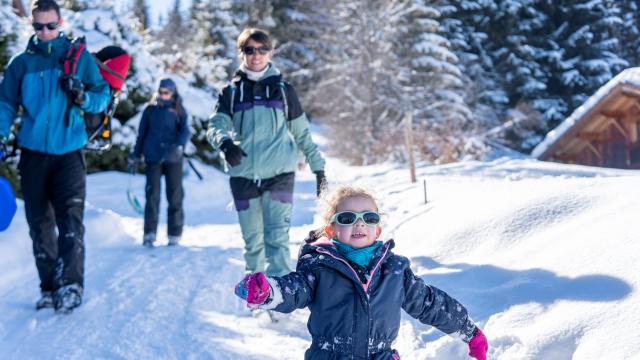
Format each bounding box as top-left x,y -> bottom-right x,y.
402,266 -> 478,342
262,253 -> 317,313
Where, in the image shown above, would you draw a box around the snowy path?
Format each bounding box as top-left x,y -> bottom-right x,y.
1,157 -> 640,359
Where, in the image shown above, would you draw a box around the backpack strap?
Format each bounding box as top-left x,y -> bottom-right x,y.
278,81 -> 290,121
229,84 -> 236,117
94,57 -> 126,82
62,37 -> 86,127
63,37 -> 86,77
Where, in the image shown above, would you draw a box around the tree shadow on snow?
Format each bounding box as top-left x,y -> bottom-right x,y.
409,256 -> 632,321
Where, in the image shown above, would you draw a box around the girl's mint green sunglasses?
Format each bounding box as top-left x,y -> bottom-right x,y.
331,211 -> 381,226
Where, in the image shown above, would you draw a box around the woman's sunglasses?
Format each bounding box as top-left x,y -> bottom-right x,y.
32,21 -> 59,31
243,46 -> 270,55
331,211 -> 381,226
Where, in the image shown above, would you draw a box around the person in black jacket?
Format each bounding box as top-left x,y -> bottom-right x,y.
129,78 -> 189,247
234,185 -> 489,359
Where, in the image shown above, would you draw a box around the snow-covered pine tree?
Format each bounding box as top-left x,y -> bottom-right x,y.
436,0 -> 507,130
199,0 -> 241,77
0,0 -> 22,73
62,0 -> 114,11
482,0 -> 551,152
155,0 -> 189,72
302,0 -> 403,164
396,0 -> 472,163
132,0 -> 150,31
268,0 -> 327,95
230,0 -> 277,31
616,0 -> 640,67
185,0 -> 231,91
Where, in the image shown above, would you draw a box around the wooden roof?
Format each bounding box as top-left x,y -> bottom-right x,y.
532,68 -> 640,165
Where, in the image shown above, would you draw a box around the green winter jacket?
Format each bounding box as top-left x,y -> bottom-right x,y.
207,64 -> 324,180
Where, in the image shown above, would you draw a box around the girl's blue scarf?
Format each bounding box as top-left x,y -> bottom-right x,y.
332,239 -> 383,268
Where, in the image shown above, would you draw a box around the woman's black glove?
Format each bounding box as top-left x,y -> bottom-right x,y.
314,170 -> 327,197
220,139 -> 247,167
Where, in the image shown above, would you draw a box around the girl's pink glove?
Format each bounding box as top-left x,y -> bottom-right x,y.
468,328 -> 488,360
234,272 -> 271,305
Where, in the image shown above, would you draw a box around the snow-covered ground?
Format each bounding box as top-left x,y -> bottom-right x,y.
1,135 -> 639,359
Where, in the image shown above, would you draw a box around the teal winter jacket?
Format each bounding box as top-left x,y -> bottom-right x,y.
0,33 -> 110,154
207,64 -> 325,180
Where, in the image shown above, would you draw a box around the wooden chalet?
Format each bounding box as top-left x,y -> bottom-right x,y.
532,68 -> 640,169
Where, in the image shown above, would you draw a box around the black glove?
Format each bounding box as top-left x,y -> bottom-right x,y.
220,139 -> 247,167
314,170 -> 327,197
60,75 -> 86,105
0,136 -> 8,162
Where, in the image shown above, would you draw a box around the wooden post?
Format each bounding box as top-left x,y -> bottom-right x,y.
423,179 -> 427,204
404,111 -> 416,183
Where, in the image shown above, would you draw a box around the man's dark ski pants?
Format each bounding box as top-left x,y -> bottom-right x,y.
144,161 -> 184,237
19,148 -> 86,293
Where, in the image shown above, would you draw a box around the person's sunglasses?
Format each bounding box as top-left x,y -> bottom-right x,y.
243,46 -> 270,55
331,211 -> 381,226
32,21 -> 59,31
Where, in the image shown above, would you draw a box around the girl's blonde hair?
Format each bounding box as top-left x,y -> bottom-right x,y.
321,184 -> 379,226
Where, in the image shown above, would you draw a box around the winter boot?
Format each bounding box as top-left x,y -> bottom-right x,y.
143,233 -> 156,247
167,235 -> 181,246
53,284 -> 83,314
35,291 -> 54,310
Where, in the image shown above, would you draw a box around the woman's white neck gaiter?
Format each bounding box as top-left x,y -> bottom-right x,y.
241,63 -> 270,82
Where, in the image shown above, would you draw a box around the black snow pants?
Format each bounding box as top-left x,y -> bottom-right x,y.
143,160 -> 184,237
18,148 -> 86,293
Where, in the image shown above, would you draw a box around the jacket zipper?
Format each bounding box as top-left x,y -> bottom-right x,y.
316,245 -> 391,358
239,110 -> 245,136
315,245 -> 390,292
271,108 -> 278,135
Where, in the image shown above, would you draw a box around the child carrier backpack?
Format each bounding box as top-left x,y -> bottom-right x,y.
63,37 -> 131,151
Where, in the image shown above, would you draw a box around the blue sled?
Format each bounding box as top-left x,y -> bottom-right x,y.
0,176 -> 17,231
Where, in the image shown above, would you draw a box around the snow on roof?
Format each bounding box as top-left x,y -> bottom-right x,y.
532,67 -> 640,158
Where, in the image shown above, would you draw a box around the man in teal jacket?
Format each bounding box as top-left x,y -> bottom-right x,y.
208,28 -> 326,277
0,0 -> 110,313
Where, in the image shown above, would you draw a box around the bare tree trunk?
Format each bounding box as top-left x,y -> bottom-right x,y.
12,0 -> 27,17
404,111 -> 416,183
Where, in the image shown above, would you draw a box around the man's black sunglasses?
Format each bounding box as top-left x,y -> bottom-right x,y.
243,46 -> 270,55
32,21 -> 59,31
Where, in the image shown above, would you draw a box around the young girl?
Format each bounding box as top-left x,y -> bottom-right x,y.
234,185 -> 488,359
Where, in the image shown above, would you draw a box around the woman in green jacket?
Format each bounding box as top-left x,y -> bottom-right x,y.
207,28 -> 326,277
